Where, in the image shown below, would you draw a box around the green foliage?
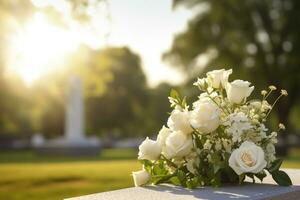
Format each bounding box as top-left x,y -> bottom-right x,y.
255,171 -> 267,182
169,88 -> 188,109
267,158 -> 292,186
271,170 -> 292,186
268,158 -> 283,173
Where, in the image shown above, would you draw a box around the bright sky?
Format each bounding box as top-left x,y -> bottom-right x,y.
107,0 -> 191,87
8,0 -> 192,87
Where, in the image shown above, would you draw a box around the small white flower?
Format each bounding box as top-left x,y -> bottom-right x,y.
215,140 -> 222,151
222,139 -> 232,153
203,140 -> 212,150
162,131 -> 193,159
168,108 -> 193,134
206,69 -> 232,88
168,97 -> 177,108
278,123 -> 286,130
269,85 -> 277,90
281,89 -> 288,96
258,124 -> 268,138
138,137 -> 161,160
261,100 -> 272,111
269,132 -> 278,144
132,169 -> 150,186
250,101 -> 262,109
229,141 -> 267,175
266,143 -> 275,154
226,80 -> 254,104
193,77 -> 208,90
224,112 -> 253,142
261,90 -> 268,96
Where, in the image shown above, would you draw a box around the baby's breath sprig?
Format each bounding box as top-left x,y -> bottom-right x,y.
265,89 -> 288,118
278,123 -> 286,131
261,90 -> 268,97
261,85 -> 277,100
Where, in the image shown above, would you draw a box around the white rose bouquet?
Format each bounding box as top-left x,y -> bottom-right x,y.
133,68 -> 292,188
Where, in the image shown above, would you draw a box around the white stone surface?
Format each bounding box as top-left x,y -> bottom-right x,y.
66,169 -> 300,200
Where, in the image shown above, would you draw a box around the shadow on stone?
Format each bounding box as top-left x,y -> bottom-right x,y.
145,183 -> 300,200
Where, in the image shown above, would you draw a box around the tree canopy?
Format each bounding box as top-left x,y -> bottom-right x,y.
165,0 -> 300,133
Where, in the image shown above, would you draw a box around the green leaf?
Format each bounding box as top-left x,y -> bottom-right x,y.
152,174 -> 175,185
170,89 -> 179,99
239,174 -> 245,184
210,175 -> 221,187
268,159 -> 283,173
139,160 -> 152,172
271,170 -> 292,186
169,176 -> 181,185
213,164 -> 221,174
247,173 -> 255,183
181,96 -> 187,107
186,177 -> 199,189
177,170 -> 187,186
153,164 -> 165,175
255,171 -> 267,182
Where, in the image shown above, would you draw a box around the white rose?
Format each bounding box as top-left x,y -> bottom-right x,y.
167,108 -> 193,134
162,131 -> 193,159
190,101 -> 220,133
132,169 -> 150,186
138,137 -> 161,160
157,125 -> 171,146
193,92 -> 219,107
207,69 -> 232,88
226,80 -> 254,104
229,141 -> 267,175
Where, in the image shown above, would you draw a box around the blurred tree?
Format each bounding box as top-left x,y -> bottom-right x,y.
145,83 -> 173,136
165,0 -> 300,155
84,47 -> 149,138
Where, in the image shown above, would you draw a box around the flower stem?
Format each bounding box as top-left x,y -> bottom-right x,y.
265,94 -> 283,118
207,95 -> 229,115
161,155 -> 177,168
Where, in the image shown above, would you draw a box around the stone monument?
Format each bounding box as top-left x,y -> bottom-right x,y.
33,76 -> 101,156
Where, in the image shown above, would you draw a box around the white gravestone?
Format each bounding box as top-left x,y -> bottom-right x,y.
65,76 -> 85,144
66,169 -> 300,200
33,76 -> 101,155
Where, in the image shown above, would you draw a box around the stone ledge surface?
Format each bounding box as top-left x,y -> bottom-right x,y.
66,169 -> 300,200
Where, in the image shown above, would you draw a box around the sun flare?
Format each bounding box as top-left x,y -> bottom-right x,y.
7,13 -> 79,84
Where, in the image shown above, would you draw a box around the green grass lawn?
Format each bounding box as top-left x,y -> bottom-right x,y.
0,160 -> 140,200
0,148 -> 299,200
0,149 -> 140,200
